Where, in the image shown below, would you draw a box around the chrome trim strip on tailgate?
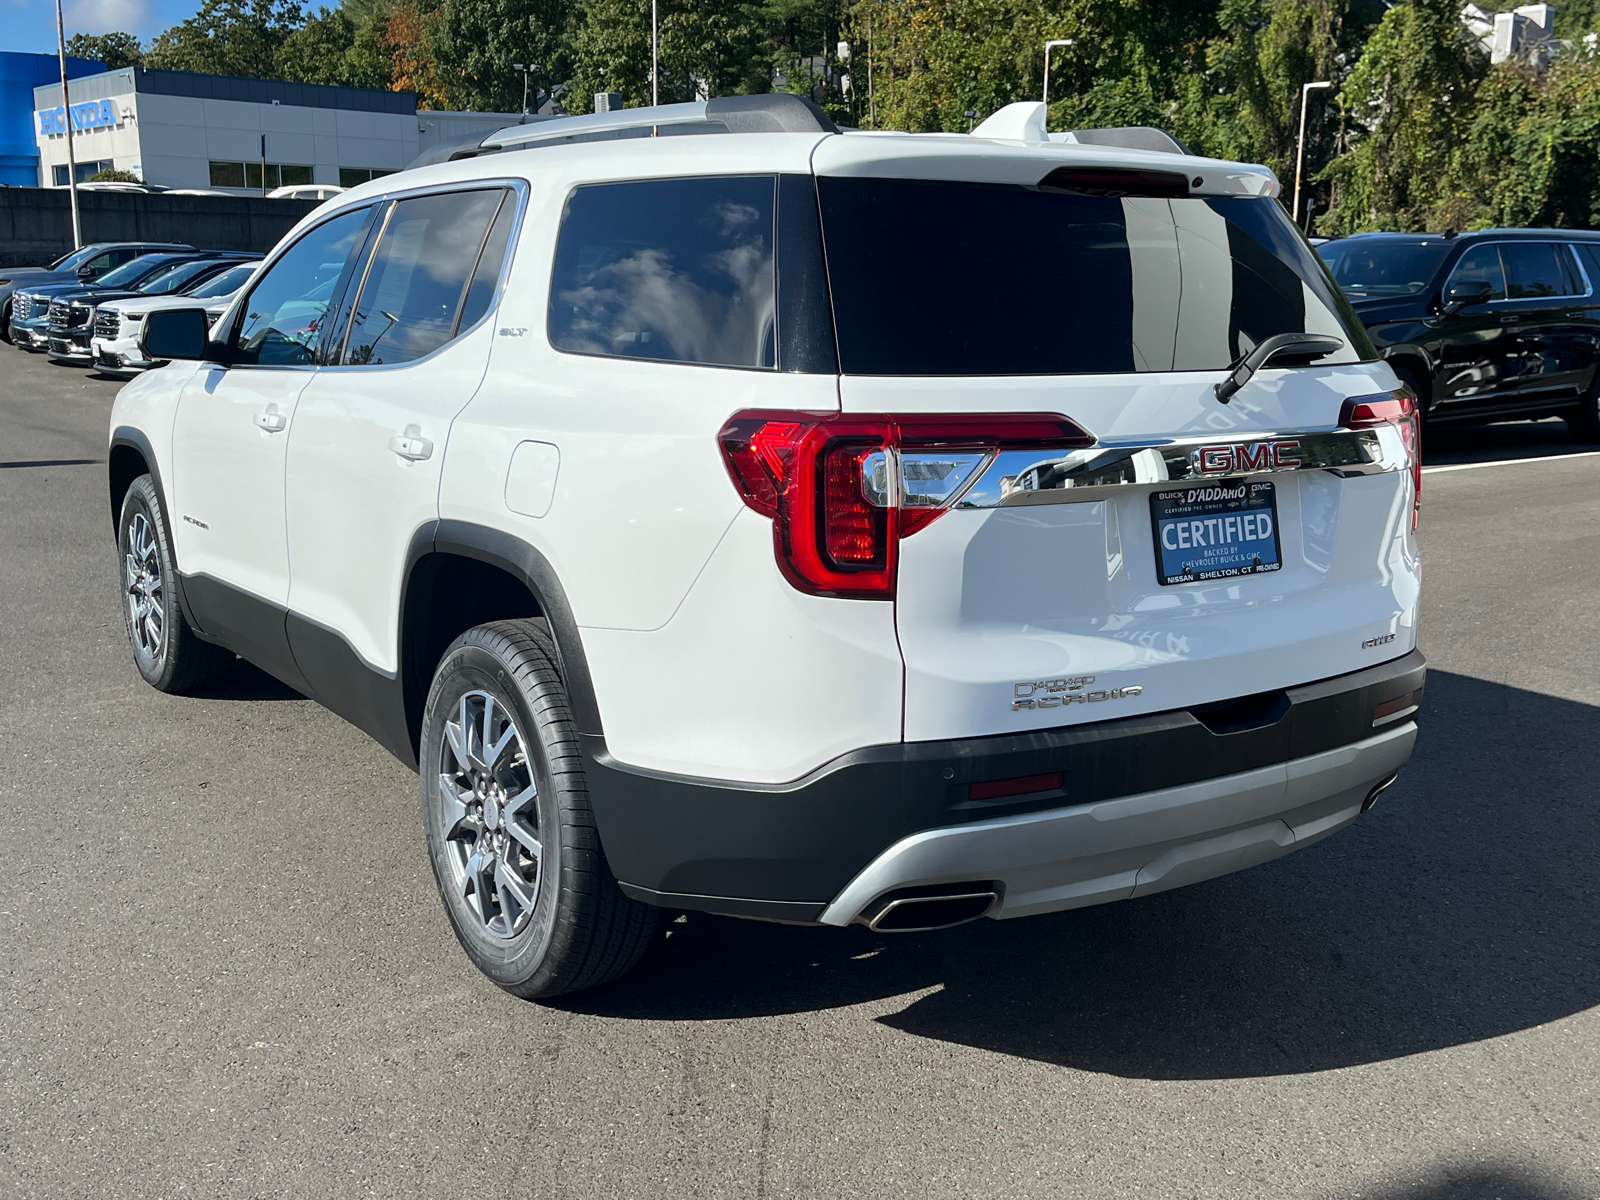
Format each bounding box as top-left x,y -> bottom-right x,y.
956,428 -> 1393,508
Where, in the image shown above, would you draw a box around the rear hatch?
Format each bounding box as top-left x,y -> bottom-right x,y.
811,137 -> 1420,743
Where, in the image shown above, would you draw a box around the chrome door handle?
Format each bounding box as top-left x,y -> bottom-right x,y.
253,407 -> 287,432
389,424 -> 434,461
1500,314 -> 1519,324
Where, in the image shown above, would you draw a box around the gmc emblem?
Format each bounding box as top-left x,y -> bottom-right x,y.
1191,439 -> 1302,476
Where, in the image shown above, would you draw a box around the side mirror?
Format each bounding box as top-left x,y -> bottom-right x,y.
77,266 -> 98,279
1444,279 -> 1494,314
140,308 -> 211,363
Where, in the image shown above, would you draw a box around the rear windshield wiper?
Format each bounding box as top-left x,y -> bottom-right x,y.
1214,334 -> 1344,404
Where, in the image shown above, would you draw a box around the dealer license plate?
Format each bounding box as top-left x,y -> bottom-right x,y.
1149,479 -> 1282,586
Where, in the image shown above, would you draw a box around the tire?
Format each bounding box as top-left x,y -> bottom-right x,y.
1,300 -> 11,344
1568,376 -> 1600,443
1390,362 -> 1427,417
420,619 -> 659,999
118,474 -> 235,693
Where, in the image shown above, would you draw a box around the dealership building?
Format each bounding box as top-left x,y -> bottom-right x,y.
26,64 -> 519,194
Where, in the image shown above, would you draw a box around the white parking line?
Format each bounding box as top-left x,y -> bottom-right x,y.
1422,450 -> 1600,475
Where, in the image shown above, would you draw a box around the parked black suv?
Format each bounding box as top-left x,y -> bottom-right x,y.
0,241 -> 193,344
1319,228 -> 1600,440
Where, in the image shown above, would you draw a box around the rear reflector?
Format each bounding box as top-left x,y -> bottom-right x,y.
1372,691 -> 1418,726
968,772 -> 1063,802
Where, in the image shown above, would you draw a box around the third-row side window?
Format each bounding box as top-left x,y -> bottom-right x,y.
547,176 -> 778,370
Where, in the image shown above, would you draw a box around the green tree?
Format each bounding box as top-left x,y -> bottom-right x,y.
427,0 -> 573,112
566,0 -> 650,111
145,0 -> 307,78
87,167 -> 140,181
1316,0 -> 1486,233
1454,52 -> 1600,228
277,5 -> 393,87
64,32 -> 146,69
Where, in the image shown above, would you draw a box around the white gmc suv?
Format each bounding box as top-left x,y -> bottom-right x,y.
108,96 -> 1424,999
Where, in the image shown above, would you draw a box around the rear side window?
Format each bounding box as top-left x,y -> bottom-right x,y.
340,188 -> 511,366
1573,243 -> 1600,290
548,176 -> 777,369
1500,242 -> 1578,299
816,177 -> 1373,376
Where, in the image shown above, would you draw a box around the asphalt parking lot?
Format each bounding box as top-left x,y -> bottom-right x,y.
2,347 -> 1597,1200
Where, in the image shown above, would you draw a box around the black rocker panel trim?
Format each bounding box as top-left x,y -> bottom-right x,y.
285,612 -> 415,768
582,650 -> 1426,916
179,573 -> 312,695
431,520 -> 604,737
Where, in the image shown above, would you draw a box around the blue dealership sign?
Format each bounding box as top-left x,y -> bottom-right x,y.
37,99 -> 118,135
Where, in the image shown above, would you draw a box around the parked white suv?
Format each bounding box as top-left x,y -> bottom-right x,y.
91,262 -> 259,377
108,96 -> 1424,999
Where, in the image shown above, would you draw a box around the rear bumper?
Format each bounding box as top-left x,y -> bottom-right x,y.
819,721 -> 1413,925
588,649 -> 1425,923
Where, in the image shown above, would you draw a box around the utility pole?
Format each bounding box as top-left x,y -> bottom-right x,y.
514,63 -> 530,121
1294,81 -> 1332,228
651,0 -> 659,106
54,0 -> 81,248
260,133 -> 268,196
1042,39 -> 1072,105
867,11 -> 875,128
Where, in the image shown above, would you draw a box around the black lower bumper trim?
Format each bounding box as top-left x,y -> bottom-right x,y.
585,650 -> 1425,919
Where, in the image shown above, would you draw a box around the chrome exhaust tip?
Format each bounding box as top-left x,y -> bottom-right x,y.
1362,772 -> 1400,812
859,884 -> 1000,933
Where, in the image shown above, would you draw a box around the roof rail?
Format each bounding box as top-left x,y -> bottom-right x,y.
480,93 -> 838,151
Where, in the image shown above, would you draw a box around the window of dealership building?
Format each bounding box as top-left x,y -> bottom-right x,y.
29,65 -> 520,194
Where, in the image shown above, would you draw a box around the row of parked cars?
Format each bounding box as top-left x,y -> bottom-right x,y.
13,228 -> 1599,444
2,242 -> 259,377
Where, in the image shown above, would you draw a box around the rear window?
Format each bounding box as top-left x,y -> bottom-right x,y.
817,178 -> 1373,376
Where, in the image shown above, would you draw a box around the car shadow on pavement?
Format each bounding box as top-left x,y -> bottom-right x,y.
1422,417 -> 1593,467
565,670 -> 1600,1080
1336,1163 -> 1588,1200
197,659 -> 306,702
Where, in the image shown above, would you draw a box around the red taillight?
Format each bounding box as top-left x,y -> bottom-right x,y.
718,410 -> 1093,599
1340,388 -> 1421,529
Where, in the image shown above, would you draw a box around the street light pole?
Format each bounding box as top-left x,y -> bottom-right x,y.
1294,80 -> 1333,229
514,63 -> 529,122
1042,39 -> 1072,105
651,0 -> 658,106
54,0 -> 80,248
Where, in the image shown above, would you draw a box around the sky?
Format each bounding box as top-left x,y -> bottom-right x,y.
5,0 -> 201,57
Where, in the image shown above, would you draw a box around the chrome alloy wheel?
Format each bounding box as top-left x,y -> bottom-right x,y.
439,691 -> 542,939
124,512 -> 165,660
